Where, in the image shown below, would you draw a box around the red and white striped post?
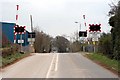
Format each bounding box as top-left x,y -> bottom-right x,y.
14,5 -> 19,43
83,15 -> 87,27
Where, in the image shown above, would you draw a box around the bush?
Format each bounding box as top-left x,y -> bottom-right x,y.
2,44 -> 20,58
1,52 -> 29,67
98,33 -> 113,59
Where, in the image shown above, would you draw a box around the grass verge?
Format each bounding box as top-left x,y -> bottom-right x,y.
85,53 -> 120,75
0,52 -> 31,68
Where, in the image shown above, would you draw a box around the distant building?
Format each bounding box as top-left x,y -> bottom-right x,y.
0,22 -> 2,47
1,22 -> 15,43
1,22 -> 29,46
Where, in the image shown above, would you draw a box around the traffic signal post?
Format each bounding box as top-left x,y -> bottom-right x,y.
89,24 -> 101,32
15,25 -> 25,53
89,24 -> 101,53
20,33 -> 23,52
79,31 -> 87,37
28,32 -> 35,45
75,18 -> 87,52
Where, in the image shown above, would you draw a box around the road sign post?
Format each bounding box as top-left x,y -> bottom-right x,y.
28,32 -> 35,52
93,41 -> 95,53
89,24 -> 101,53
79,31 -> 87,37
15,25 -> 25,53
20,34 -> 22,52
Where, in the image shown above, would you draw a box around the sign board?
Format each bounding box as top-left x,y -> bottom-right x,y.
89,31 -> 100,34
18,40 -> 24,43
29,42 -> 34,45
28,38 -> 35,42
92,38 -> 98,41
90,32 -> 100,38
28,32 -> 35,38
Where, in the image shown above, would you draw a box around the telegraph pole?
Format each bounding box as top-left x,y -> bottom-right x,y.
30,15 -> 33,46
29,15 -> 35,52
30,15 -> 33,32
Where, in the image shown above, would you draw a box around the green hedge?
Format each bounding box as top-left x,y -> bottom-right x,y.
1,52 -> 30,68
2,44 -> 20,58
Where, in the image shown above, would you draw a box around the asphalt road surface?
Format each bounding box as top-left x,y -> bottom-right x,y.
1,53 -> 118,78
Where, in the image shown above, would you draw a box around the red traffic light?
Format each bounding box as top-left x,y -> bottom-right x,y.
14,25 -> 25,34
89,24 -> 101,32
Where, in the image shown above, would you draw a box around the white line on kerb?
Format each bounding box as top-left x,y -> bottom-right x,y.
55,53 -> 59,71
46,54 -> 55,78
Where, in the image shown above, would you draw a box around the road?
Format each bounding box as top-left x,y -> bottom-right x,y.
1,53 -> 118,78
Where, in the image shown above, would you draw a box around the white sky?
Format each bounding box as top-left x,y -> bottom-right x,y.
0,0 -> 118,38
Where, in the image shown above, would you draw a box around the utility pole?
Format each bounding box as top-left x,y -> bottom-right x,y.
29,15 -> 35,52
30,15 -> 33,32
30,15 -> 33,46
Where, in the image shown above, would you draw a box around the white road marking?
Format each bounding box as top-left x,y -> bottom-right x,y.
55,53 -> 59,71
46,54 -> 55,78
0,72 -> 2,80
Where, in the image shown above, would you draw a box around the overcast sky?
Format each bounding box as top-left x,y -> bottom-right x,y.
0,0 -> 118,38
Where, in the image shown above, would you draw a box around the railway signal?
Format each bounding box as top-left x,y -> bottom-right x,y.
79,31 -> 87,37
15,25 -> 25,34
28,32 -> 36,45
89,24 -> 101,32
28,32 -> 36,38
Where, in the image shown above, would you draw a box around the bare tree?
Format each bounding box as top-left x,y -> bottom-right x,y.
71,31 -> 79,42
34,28 -> 52,53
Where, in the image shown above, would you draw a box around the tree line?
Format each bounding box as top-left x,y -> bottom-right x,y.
34,29 -> 71,53
98,1 -> 120,60
33,29 -> 82,53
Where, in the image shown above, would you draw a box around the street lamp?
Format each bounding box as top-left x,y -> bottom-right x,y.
75,21 -> 81,30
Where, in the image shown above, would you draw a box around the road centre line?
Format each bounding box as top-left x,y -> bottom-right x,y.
55,53 -> 59,71
46,54 -> 55,78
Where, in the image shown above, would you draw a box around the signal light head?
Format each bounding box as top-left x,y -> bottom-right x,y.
89,24 -> 101,32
